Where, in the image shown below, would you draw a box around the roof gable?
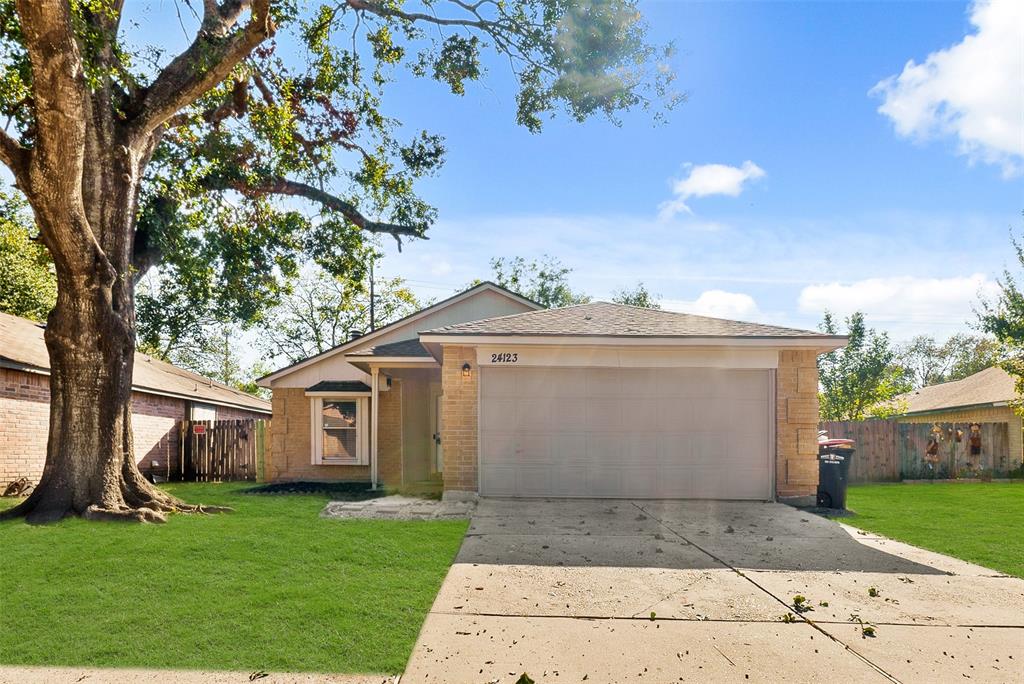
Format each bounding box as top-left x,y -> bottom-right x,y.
899,366 -> 1018,414
258,281 -> 540,385
421,301 -> 837,339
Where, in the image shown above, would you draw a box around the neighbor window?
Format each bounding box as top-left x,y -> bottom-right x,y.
310,396 -> 369,465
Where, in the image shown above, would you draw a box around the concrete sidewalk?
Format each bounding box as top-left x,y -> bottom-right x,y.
403,499 -> 1024,683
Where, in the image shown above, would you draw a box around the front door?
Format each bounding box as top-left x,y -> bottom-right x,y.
430,386 -> 444,473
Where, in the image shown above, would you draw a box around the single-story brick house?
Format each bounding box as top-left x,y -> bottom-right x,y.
896,366 -> 1022,465
0,311 -> 271,488
259,282 -> 846,502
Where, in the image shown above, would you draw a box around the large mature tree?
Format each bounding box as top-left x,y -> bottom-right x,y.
818,312 -> 911,421
481,254 -> 590,308
262,260 -> 420,364
611,281 -> 660,309
978,231 -> 1024,407
897,333 -> 1003,388
0,187 -> 56,321
0,1 -> 675,523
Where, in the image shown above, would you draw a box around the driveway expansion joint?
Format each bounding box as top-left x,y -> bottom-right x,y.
632,501 -> 902,684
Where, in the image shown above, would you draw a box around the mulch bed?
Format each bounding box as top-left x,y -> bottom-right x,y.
240,481 -> 383,500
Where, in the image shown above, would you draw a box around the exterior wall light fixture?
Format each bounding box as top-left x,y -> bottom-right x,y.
462,362 -> 472,379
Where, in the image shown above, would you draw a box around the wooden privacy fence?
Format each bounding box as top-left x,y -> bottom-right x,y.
820,420 -> 1012,482
180,419 -> 268,482
819,420 -> 899,483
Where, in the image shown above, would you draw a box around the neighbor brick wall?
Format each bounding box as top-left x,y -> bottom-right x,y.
0,366 -> 192,486
899,406 -> 1023,467
440,346 -> 478,492
776,350 -> 820,498
377,379 -> 403,487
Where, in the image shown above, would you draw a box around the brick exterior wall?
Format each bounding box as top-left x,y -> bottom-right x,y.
266,387 -> 370,482
776,350 -> 821,498
899,405 -> 1023,466
440,346 -> 478,492
377,379 -> 403,486
1,366 -> 266,488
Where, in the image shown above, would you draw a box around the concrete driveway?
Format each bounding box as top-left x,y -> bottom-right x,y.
403,499 -> 1024,683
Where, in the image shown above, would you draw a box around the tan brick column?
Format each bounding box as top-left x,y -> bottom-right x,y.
441,345 -> 478,495
376,378 -> 403,487
776,350 -> 820,499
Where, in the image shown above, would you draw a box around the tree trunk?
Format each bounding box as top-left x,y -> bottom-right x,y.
3,143 -> 226,524
1,271 -> 213,524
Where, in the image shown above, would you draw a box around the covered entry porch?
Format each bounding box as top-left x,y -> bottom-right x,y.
346,341 -> 445,493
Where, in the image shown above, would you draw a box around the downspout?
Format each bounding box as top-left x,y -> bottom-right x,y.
370,366 -> 379,490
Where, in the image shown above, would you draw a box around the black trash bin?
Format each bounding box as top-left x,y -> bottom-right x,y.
817,439 -> 855,509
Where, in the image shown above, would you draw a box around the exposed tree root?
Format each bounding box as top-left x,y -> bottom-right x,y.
1,477 -> 233,524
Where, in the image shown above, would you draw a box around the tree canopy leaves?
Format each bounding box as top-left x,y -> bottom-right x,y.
612,281 -> 660,309
481,254 -> 591,308
818,311 -> 911,421
0,188 -> 55,322
978,230 -> 1024,408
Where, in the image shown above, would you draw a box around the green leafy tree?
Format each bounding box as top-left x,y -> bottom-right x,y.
0,1 -> 674,522
0,188 -> 56,321
818,312 -> 911,421
978,231 -> 1024,409
898,333 -> 1003,388
480,255 -> 591,309
262,263 -> 421,364
612,281 -> 660,309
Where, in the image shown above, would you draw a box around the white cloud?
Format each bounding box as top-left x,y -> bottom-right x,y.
428,259 -> 453,277
797,274 -> 1000,337
871,0 -> 1024,177
658,161 -> 766,220
661,290 -> 762,321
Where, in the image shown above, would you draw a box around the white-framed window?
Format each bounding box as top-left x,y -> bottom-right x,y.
310,396 -> 369,465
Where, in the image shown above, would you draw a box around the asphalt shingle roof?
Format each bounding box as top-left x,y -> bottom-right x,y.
0,311 -> 271,413
898,366 -> 1018,414
346,338 -> 431,357
422,301 -> 834,338
306,381 -> 372,393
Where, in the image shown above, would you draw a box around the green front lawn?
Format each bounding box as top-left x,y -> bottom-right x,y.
0,483 -> 467,674
845,482 -> 1024,578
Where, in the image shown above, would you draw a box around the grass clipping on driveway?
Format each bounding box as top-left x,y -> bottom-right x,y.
846,482 -> 1024,579
0,483 -> 467,674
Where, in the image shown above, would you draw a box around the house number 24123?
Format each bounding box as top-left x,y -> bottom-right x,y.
490,352 -> 518,363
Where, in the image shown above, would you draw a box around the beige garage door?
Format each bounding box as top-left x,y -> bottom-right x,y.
479,366 -> 772,499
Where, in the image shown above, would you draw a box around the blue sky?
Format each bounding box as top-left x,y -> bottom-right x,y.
123,1 -> 1022,344
365,0 -> 1022,341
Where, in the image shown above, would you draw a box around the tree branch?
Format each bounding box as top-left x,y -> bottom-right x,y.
130,0 -> 274,136
0,129 -> 29,181
218,175 -> 424,247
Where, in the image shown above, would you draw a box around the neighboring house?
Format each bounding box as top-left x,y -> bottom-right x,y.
0,311 -> 271,487
895,366 -> 1023,465
259,282 -> 847,502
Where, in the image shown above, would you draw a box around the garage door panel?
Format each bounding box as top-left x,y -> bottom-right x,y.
621,398 -> 663,431
585,368 -> 621,394
693,399 -> 741,432
658,434 -> 695,463
621,368 -> 661,396
587,466 -> 625,497
552,465 -> 592,496
586,399 -> 622,430
657,399 -> 696,430
587,433 -> 627,465
551,432 -> 588,461
482,399 -> 517,431
626,433 -> 659,464
480,367 -> 771,500
517,398 -> 557,430
623,467 -> 659,497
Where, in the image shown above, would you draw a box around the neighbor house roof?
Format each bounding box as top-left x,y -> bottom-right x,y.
345,338 -> 431,358
421,301 -> 840,340
898,366 -> 1018,415
0,311 -> 270,413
